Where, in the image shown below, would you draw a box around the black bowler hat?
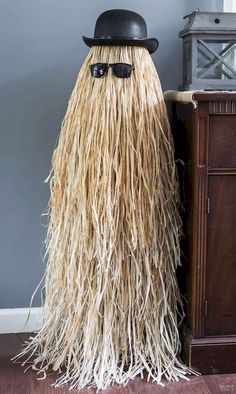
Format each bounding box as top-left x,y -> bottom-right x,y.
82,9 -> 159,54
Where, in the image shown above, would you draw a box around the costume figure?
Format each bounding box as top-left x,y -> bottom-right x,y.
14,9 -> 198,390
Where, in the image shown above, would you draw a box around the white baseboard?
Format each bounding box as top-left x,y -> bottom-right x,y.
0,307 -> 43,334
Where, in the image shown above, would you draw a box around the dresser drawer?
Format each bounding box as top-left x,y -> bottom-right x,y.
208,115 -> 236,168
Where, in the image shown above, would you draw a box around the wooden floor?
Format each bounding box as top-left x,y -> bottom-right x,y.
0,334 -> 236,394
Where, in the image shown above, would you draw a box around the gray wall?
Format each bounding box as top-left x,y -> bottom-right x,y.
0,0 -> 223,308
186,0 -> 223,13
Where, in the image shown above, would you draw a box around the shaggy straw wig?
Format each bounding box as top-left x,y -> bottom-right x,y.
13,46 -> 199,390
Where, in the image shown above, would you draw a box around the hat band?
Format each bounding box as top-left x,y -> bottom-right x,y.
94,36 -> 147,40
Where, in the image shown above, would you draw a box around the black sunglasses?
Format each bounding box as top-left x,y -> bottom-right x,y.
90,63 -> 135,79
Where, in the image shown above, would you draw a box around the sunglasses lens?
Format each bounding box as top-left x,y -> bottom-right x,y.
113,63 -> 133,78
90,63 -> 108,78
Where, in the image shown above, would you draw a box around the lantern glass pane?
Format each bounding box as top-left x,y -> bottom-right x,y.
197,39 -> 236,80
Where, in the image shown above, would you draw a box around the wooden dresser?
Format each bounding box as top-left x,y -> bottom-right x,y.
166,92 -> 236,374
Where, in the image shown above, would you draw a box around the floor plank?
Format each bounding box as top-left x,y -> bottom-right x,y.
0,334 -> 22,362
0,334 -> 236,393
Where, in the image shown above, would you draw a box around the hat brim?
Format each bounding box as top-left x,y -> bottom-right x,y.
82,36 -> 159,54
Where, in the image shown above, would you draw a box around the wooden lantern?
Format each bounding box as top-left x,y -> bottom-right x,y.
179,10 -> 236,90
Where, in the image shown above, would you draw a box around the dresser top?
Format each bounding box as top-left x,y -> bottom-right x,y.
164,90 -> 236,106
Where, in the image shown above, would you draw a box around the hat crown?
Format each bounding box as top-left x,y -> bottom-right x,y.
94,9 -> 148,40
82,9 -> 159,54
